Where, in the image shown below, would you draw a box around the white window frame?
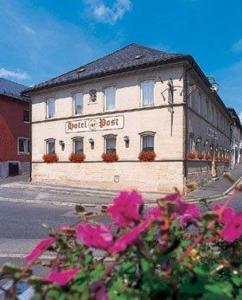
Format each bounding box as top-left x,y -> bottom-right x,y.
46,138 -> 56,154
140,80 -> 155,107
17,137 -> 30,155
104,135 -> 117,154
104,87 -> 116,112
140,131 -> 155,151
46,98 -> 56,119
72,137 -> 84,154
23,109 -> 30,123
73,93 -> 83,116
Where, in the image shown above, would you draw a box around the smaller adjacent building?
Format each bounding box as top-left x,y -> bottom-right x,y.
228,108 -> 242,167
0,78 -> 30,177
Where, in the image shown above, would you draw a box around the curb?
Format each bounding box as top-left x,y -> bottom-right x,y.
222,175 -> 242,196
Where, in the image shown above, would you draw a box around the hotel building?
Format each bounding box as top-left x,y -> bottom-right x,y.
24,44 -> 233,193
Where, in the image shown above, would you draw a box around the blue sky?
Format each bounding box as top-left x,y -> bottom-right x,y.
0,0 -> 242,117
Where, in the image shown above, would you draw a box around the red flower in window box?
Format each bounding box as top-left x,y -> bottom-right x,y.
138,151 -> 156,162
205,153 -> 212,161
102,152 -> 119,162
69,153 -> 86,163
197,152 -> 204,160
42,153 -> 59,163
187,151 -> 196,160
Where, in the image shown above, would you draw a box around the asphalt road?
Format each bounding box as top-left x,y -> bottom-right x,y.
0,200 -> 78,267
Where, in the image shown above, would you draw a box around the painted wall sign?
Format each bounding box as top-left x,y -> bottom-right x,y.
66,115 -> 124,133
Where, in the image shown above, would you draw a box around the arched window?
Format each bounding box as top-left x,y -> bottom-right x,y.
140,131 -> 155,152
104,135 -> 117,153
72,137 -> 83,154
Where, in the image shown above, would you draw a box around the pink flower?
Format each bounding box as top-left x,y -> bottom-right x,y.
147,206 -> 164,221
178,202 -> 201,226
213,204 -> 235,225
109,219 -> 150,254
221,213 -> 242,243
164,192 -> 184,202
24,237 -> 56,264
107,191 -> 144,227
76,223 -> 113,250
45,268 -> 79,286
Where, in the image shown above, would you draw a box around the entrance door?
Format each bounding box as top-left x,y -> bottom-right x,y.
8,163 -> 19,176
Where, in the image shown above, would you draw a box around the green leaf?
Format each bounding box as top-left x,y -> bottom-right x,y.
90,264 -> 104,282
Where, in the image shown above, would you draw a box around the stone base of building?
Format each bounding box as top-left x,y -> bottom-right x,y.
32,161 -> 184,193
0,161 -> 30,177
187,160 -> 229,187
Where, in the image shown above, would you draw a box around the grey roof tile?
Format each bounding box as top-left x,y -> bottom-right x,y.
24,43 -> 188,93
0,78 -> 29,101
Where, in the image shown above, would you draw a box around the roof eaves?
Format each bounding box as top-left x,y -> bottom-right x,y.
22,55 -> 189,95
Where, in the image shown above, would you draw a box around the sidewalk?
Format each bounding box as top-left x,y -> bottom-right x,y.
186,163 -> 242,201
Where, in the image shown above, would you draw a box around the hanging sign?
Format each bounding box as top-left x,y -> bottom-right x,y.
66,115 -> 124,133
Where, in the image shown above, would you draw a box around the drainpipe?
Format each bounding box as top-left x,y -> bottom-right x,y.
183,64 -> 189,190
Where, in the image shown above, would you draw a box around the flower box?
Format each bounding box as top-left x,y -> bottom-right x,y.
138,150 -> 156,161
205,153 -> 212,161
187,151 -> 196,160
69,153 -> 86,163
197,152 -> 204,160
102,152 -> 119,162
42,153 -> 59,163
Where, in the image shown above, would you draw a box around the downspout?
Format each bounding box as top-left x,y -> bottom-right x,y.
29,98 -> 32,182
183,64 -> 189,193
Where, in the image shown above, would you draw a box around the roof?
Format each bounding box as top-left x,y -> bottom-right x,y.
23,43 -> 188,93
227,107 -> 242,128
0,78 -> 29,102
22,43 -> 233,122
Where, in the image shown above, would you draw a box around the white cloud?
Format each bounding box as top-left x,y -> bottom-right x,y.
23,25 -> 35,35
0,68 -> 29,80
231,39 -> 242,53
84,0 -> 132,24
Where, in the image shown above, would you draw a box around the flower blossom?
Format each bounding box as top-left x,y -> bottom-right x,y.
109,219 -> 150,254
213,204 -> 235,225
76,223 -> 113,250
163,192 -> 200,226
221,212 -> 242,243
24,237 -> 56,264
45,268 -> 79,286
107,191 -> 144,227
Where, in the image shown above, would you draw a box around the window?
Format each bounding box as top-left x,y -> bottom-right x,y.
73,93 -> 83,115
47,98 -> 55,119
105,135 -> 116,153
46,139 -> 55,154
73,137 -> 83,154
105,87 -> 116,111
141,80 -> 154,107
140,132 -> 155,151
216,111 -> 219,127
211,106 -> 215,124
197,92 -> 201,114
18,138 -> 30,154
205,99 -> 209,119
23,110 -> 30,123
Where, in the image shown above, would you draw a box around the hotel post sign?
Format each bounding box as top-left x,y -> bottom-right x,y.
65,115 -> 124,133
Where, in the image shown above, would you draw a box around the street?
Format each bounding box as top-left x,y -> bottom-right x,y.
0,176 -> 241,269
